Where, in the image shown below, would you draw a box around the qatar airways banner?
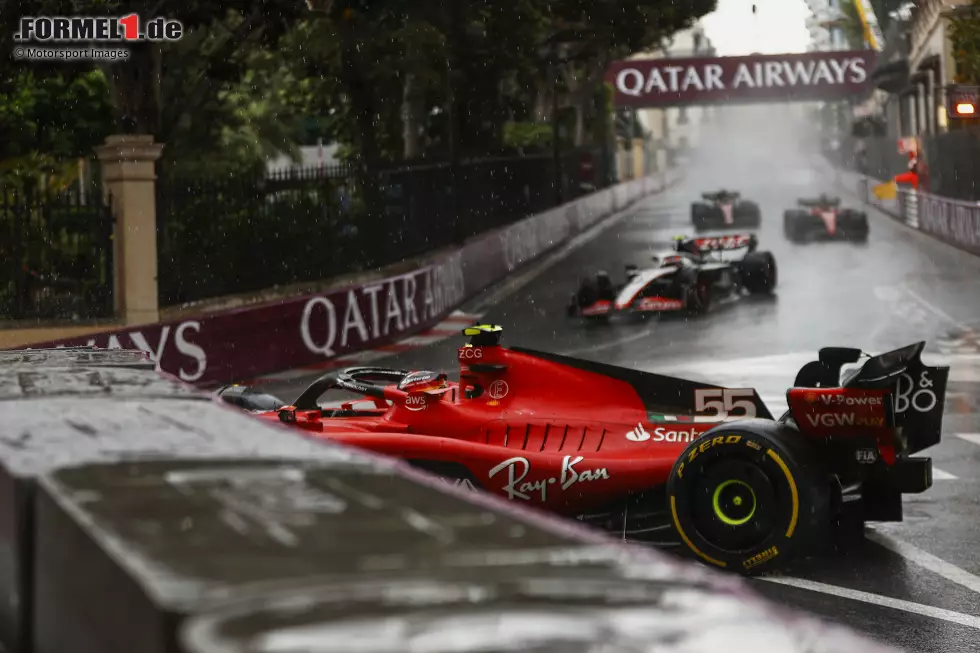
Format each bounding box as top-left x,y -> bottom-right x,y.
607,50 -> 877,107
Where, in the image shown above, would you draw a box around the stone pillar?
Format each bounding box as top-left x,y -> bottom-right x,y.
631,139 -> 644,179
95,134 -> 164,326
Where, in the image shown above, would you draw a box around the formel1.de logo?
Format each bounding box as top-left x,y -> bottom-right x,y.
14,15 -> 183,43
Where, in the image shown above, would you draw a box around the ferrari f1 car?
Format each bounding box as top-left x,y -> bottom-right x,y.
784,194 -> 869,243
220,324 -> 949,576
692,190 -> 761,231
566,234 -> 776,320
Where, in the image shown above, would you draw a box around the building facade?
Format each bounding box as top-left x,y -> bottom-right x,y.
621,22 -> 715,178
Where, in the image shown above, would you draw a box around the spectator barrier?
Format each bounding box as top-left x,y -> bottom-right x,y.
0,347 -> 901,653
848,170 -> 980,258
11,172 -> 679,386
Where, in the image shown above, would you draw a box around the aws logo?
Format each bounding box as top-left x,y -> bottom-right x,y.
405,393 -> 427,411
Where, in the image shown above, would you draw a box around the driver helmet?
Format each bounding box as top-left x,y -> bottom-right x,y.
398,371 -> 449,393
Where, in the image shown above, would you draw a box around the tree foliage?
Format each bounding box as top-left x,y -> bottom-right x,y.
950,1 -> 980,85
2,0 -> 717,176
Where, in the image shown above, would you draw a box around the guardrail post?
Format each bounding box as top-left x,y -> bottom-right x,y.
95,135 -> 164,326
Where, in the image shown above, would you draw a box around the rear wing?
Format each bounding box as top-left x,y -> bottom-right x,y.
844,342 -> 949,454
702,190 -> 740,202
791,342 -> 949,455
798,196 -> 841,208
677,234 -> 757,253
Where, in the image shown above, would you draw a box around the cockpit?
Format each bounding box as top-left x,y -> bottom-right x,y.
653,252 -> 698,268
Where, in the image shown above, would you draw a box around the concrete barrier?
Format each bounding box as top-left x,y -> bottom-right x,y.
12,173 -> 677,387
3,347 -> 900,653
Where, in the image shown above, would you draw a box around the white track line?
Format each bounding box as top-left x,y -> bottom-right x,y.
956,433 -> 980,447
560,325 -> 659,357
866,530 -> 980,596
933,468 -> 958,480
761,576 -> 980,630
903,284 -> 971,332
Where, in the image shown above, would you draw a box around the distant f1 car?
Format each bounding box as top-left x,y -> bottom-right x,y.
220,325 -> 948,575
567,234 -> 776,320
784,194 -> 869,243
692,190 -> 761,231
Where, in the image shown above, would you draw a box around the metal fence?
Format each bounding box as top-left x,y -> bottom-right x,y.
844,133 -> 980,202
0,182 -> 114,321
156,152 -> 591,307
921,131 -> 980,203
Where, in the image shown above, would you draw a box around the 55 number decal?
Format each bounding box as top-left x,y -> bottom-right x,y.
694,388 -> 758,423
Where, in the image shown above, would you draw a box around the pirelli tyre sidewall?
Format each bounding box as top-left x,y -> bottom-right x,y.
667,419 -> 828,575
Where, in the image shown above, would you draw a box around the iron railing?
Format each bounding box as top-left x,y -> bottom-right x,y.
156,152 -> 593,307
0,182 -> 114,321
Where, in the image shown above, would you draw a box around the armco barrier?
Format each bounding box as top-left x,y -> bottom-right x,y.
5,348 -> 900,653
850,171 -> 980,257
13,173 -> 675,387
907,188 -> 980,257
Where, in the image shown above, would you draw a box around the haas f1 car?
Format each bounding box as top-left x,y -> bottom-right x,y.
567,234 -> 776,320
784,194 -> 869,243
220,325 -> 949,575
692,190 -> 761,231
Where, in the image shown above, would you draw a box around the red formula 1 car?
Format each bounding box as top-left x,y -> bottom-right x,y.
783,194 -> 869,243
567,234 -> 776,321
220,325 -> 948,575
691,190 -> 762,231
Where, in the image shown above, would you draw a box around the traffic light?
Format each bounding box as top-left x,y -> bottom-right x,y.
946,84 -> 980,120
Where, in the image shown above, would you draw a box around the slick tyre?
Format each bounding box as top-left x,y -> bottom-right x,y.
738,202 -> 762,228
692,203 -> 711,232
852,213 -> 869,242
667,420 -> 830,575
740,251 -> 777,294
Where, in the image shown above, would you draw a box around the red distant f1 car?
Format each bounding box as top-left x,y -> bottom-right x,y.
784,194 -> 869,243
220,325 -> 948,575
567,234 -> 776,321
692,190 -> 761,231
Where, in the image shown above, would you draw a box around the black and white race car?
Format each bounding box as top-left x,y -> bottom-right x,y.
567,234 -> 777,321
691,190 -> 762,231
784,194 -> 869,243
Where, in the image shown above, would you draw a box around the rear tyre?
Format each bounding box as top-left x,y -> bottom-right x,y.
851,213 -> 870,242
691,203 -> 711,232
784,212 -> 805,243
740,251 -> 777,294
738,201 -> 762,228
667,420 -> 831,575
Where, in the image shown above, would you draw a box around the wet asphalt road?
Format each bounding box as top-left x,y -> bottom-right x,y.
264,111 -> 980,652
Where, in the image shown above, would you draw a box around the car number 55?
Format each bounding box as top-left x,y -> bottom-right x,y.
694,388 -> 758,422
